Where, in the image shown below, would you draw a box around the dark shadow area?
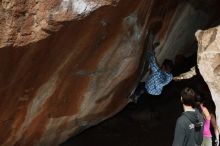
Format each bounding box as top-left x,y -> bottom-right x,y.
61,86 -> 181,146
61,52 -> 215,146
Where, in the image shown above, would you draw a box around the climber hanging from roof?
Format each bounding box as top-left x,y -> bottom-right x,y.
129,30 -> 174,102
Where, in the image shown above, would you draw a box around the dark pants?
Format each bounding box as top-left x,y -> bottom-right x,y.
133,82 -> 161,109
134,82 -> 148,96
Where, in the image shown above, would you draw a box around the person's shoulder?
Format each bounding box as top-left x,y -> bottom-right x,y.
196,109 -> 204,121
195,108 -> 203,116
178,113 -> 194,125
177,114 -> 188,124
175,115 -> 188,129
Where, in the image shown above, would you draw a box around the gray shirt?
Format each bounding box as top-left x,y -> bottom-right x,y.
172,110 -> 204,146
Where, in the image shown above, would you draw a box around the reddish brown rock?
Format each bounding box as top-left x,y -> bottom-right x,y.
0,0 -> 217,145
196,26 -> 220,128
0,0 -> 151,145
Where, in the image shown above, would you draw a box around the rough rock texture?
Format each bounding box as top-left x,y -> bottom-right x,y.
0,0 -> 151,145
0,0 -> 120,47
196,26 -> 220,128
0,0 -> 218,145
156,0 -> 220,64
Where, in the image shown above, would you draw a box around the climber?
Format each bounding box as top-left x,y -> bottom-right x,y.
130,31 -> 174,102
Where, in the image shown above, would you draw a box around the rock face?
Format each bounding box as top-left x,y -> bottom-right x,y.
0,0 -> 218,145
196,26 -> 220,128
0,0 -> 152,145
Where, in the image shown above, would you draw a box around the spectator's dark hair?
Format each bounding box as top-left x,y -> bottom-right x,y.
195,94 -> 216,114
195,95 -> 204,103
202,98 -> 215,114
162,59 -> 174,71
195,95 -> 204,112
181,87 -> 196,107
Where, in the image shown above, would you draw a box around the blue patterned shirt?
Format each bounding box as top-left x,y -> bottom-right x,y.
145,52 -> 173,95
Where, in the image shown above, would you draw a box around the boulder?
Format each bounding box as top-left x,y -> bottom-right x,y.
0,0 -> 217,145
196,26 -> 220,128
